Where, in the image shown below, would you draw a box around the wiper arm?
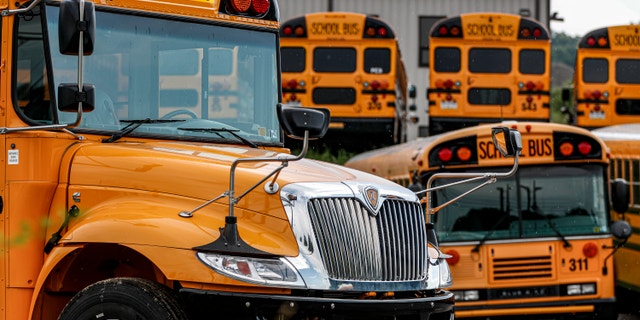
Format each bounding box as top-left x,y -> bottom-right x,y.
544,215 -> 572,248
102,118 -> 185,143
471,213 -> 510,253
178,127 -> 258,148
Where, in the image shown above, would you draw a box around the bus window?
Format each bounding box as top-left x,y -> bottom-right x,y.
434,47 -> 461,72
313,47 -> 356,72
616,99 -> 640,115
468,48 -> 511,73
468,88 -> 511,105
209,49 -> 234,75
313,88 -> 356,105
519,49 -> 545,74
364,48 -> 390,74
615,59 -> 640,84
281,47 -> 306,72
582,58 -> 608,83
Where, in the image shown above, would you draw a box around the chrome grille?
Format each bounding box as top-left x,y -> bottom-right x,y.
308,198 -> 427,281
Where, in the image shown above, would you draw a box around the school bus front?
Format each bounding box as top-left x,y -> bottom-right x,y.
0,0 -> 455,319
425,123 -> 620,318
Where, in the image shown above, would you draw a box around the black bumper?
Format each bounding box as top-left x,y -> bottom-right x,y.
179,288 -> 455,320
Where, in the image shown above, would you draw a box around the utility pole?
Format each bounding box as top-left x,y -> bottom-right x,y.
328,0 -> 333,11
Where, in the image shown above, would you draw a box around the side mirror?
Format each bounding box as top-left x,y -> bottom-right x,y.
277,104 -> 330,140
611,178 -> 630,214
58,83 -> 95,112
58,0 -> 95,55
408,84 -> 416,99
491,127 -> 522,157
611,220 -> 632,240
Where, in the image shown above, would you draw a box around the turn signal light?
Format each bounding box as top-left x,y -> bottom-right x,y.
583,242 -> 598,258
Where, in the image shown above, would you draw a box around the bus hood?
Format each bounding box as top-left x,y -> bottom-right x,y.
66,141 -> 398,194
62,141 -> 413,255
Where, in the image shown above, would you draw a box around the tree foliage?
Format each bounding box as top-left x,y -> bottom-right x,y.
551,32 -> 580,70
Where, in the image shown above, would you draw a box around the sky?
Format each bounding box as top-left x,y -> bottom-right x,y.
550,0 -> 640,37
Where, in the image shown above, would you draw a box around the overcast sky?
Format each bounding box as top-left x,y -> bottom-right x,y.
550,0 -> 640,37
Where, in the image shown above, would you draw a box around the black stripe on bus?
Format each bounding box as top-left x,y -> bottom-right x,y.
427,88 -> 462,94
283,89 -> 306,93
576,99 -> 609,104
517,90 -> 550,95
362,89 -> 396,95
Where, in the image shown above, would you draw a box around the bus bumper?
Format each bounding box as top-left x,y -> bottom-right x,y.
179,288 -> 455,319
455,298 -> 616,319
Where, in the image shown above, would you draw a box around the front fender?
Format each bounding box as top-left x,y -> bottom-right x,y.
60,191 -> 299,256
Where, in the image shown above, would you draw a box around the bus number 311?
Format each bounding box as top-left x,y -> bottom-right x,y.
568,258 -> 589,271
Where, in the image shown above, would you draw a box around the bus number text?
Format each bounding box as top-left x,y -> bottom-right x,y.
569,258 -> 589,271
368,101 -> 382,110
521,102 -> 537,111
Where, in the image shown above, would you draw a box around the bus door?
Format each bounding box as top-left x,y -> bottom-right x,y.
464,44 -> 517,120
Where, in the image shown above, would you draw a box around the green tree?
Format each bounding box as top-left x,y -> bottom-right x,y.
551,32 -> 580,67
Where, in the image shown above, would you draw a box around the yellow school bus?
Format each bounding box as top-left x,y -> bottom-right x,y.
3,0 -> 458,318
280,12 -> 410,146
345,122 -> 631,318
427,13 -> 551,135
568,25 -> 640,128
592,124 -> 640,309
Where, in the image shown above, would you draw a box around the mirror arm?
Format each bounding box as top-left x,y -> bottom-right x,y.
1,0 -> 41,16
422,152 -> 519,215
602,238 -> 628,275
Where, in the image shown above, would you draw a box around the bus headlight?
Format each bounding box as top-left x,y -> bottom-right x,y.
453,290 -> 480,301
566,283 -> 596,295
197,252 -> 306,288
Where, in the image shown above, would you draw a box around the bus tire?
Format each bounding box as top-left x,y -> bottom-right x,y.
58,277 -> 188,320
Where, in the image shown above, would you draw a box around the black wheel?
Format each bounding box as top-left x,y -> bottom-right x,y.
58,277 -> 188,320
161,109 -> 199,119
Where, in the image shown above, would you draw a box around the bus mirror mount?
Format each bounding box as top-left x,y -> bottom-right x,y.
421,126 -> 522,215
58,0 -> 96,128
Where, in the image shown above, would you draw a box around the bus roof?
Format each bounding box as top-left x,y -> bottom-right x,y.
346,122 -> 608,180
579,25 -> 640,50
429,12 -> 549,41
280,11 -> 396,40
592,124 -> 640,140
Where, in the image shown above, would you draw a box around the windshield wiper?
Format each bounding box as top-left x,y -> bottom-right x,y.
102,118 -> 185,143
178,127 -> 258,148
471,213 -> 510,253
543,214 -> 572,248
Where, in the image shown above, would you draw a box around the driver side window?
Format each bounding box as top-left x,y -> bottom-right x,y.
16,7 -> 53,124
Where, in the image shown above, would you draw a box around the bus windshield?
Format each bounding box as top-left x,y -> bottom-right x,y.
45,5 -> 280,145
434,164 -> 609,242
